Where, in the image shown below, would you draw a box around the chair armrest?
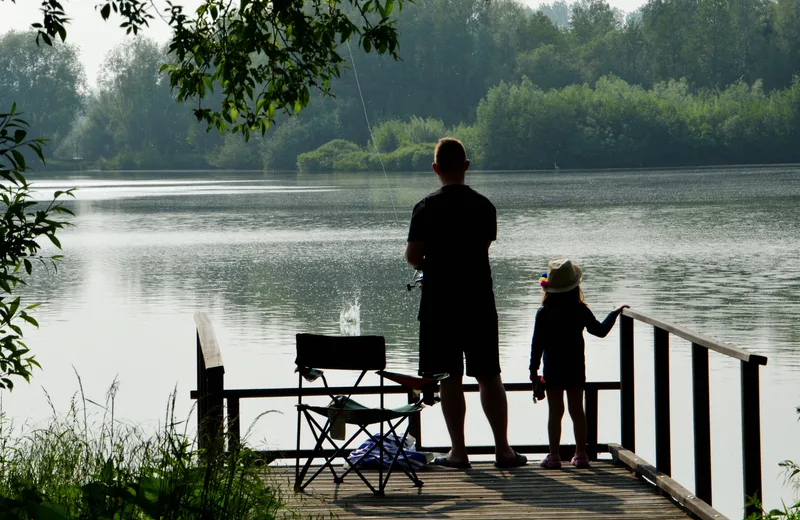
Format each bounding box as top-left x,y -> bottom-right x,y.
377,370 -> 449,389
295,366 -> 324,383
377,371 -> 449,406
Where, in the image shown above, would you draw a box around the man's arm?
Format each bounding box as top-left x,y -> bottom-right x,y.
405,241 -> 425,269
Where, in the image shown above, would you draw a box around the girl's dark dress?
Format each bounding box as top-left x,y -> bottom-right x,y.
529,302 -> 621,388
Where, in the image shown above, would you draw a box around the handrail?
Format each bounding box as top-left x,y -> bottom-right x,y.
622,308 -> 767,365
195,312 -> 224,369
620,308 -> 768,517
189,381 -> 622,400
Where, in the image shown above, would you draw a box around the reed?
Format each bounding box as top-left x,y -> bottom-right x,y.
0,380 -> 310,520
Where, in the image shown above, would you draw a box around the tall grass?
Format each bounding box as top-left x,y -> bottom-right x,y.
747,406 -> 800,520
0,381 -> 306,519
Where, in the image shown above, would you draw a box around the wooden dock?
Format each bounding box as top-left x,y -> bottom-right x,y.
193,309 -> 765,519
269,460 -> 693,519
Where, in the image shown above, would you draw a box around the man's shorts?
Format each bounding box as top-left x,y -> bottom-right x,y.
418,316 -> 501,378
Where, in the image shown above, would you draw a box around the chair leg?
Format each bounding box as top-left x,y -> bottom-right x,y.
383,417 -> 424,489
296,411 -> 332,490
298,418 -> 381,495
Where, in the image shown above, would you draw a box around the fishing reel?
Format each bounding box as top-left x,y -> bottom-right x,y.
406,270 -> 423,291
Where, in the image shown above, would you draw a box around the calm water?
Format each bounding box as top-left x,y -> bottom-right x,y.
5,168 -> 800,518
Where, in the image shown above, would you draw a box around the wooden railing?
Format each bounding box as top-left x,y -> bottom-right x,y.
192,309 -> 768,516
620,308 -> 768,517
195,312 -> 225,451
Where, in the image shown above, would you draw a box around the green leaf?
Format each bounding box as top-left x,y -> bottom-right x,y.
10,150 -> 25,171
100,3 -> 111,19
20,314 -> 39,328
47,235 -> 62,249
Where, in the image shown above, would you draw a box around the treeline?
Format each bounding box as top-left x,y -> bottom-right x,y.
298,77 -> 800,171
4,0 -> 800,171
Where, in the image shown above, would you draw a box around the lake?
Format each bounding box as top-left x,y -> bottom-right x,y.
5,167 -> 800,518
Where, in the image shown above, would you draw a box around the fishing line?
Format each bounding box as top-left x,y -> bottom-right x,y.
345,39 -> 400,225
345,39 -> 422,292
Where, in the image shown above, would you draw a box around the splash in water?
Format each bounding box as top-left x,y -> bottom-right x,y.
339,298 -> 361,336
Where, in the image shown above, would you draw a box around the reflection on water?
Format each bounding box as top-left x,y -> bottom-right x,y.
7,168 -> 800,518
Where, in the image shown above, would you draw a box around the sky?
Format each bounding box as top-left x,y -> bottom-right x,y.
0,0 -> 647,88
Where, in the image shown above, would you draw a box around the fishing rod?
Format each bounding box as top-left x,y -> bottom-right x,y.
406,270 -> 422,291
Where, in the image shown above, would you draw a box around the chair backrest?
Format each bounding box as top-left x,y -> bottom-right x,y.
296,334 -> 386,371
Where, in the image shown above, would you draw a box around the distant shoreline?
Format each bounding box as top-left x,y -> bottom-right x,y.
33,162 -> 800,176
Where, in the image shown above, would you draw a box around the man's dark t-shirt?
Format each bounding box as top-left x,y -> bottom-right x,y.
407,184 -> 497,323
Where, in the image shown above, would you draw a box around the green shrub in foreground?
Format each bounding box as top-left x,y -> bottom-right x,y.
747,406 -> 800,520
0,389 -> 304,520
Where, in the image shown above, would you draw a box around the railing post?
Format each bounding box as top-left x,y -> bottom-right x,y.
205,365 -> 225,453
197,331 -> 208,449
585,386 -> 599,461
741,360 -> 763,517
227,396 -> 241,453
654,327 -> 671,475
408,390 -> 422,450
620,314 -> 635,452
692,343 -> 712,505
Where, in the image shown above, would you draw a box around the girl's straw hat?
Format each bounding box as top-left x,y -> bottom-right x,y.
539,258 -> 582,293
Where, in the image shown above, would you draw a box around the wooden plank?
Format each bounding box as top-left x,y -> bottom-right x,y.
269,461 -> 691,520
622,308 -> 767,365
194,312 -> 224,369
609,444 -> 728,520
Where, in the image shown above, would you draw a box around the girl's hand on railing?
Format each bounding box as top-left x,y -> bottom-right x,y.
614,304 -> 630,314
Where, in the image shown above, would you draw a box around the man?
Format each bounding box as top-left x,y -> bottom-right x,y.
405,138 -> 526,469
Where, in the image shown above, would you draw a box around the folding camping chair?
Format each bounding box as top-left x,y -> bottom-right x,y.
294,333 -> 446,496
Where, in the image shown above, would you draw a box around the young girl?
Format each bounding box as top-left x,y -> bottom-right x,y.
529,258 -> 627,469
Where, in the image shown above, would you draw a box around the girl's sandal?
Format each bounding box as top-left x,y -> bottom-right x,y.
539,454 -> 562,469
571,453 -> 590,468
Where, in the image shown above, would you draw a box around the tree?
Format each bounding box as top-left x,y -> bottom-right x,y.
0,106 -> 73,389
517,45 -> 583,90
0,0 -> 407,388
0,31 -> 84,149
6,0 -> 408,140
81,38 -> 212,168
538,1 -> 572,28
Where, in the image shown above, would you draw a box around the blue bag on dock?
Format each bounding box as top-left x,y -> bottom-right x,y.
347,434 -> 429,470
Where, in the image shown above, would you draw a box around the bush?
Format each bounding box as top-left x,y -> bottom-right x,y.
0,386 -> 301,519
383,142 -> 435,171
746,406 -> 800,520
371,120 -> 405,153
370,117 -> 447,154
297,139 -> 362,172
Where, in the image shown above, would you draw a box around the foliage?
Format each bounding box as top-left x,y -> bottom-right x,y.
371,117 -> 446,153
0,31 -> 84,149
0,105 -> 73,390
297,139 -> 364,172
746,406 -> 800,520
297,137 -> 435,172
7,0 -> 408,140
474,75 -> 800,170
9,0 -> 800,170
207,134 -> 263,170
0,387 -> 301,519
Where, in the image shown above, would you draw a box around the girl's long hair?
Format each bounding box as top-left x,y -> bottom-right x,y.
541,286 -> 586,306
